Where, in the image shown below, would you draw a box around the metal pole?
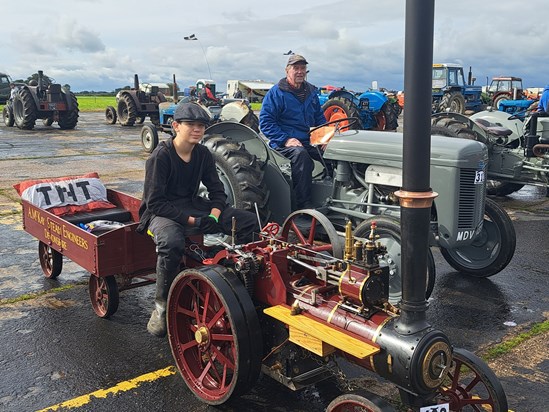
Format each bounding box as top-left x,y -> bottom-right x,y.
394,0 -> 437,334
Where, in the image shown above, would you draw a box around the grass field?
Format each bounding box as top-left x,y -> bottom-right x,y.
1,96 -> 262,113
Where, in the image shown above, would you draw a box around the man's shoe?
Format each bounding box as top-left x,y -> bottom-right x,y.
147,308 -> 167,337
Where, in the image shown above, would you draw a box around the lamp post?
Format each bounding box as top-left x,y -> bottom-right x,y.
184,34 -> 213,80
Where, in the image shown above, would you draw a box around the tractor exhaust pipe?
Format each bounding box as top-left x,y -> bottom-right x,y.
173,74 -> 178,104
38,70 -> 44,94
394,0 -> 437,334
134,74 -> 139,90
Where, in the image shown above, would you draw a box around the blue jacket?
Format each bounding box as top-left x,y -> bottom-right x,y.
260,78 -> 326,149
538,85 -> 549,113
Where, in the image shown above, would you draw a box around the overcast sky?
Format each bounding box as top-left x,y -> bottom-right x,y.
1,0 -> 548,93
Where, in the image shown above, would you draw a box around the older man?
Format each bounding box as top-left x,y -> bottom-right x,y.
259,54 -> 326,209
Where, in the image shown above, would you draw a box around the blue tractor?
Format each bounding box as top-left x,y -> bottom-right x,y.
319,87 -> 399,131
431,64 -> 483,114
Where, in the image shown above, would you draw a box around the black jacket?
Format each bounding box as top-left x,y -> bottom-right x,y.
137,138 -> 227,233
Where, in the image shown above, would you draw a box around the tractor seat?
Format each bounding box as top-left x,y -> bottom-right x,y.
474,118 -> 513,137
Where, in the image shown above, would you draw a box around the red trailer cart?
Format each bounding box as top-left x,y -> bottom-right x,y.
20,188 -> 158,318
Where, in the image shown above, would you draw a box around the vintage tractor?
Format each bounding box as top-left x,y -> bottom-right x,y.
165,215 -> 508,410
431,64 -> 483,114
105,74 -> 167,127
139,99 -> 259,153
431,108 -> 549,196
320,88 -> 400,131
199,117 -> 516,304
0,72 -> 12,104
9,71 -> 79,130
486,76 -> 524,109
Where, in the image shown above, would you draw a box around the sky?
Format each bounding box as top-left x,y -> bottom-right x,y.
1,0 -> 548,93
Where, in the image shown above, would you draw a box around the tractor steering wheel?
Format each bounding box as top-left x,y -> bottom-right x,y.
309,117 -> 359,146
309,116 -> 359,135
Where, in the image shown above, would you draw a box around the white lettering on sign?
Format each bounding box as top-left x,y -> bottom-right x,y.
20,177 -> 108,209
420,403 -> 449,412
457,230 -> 475,241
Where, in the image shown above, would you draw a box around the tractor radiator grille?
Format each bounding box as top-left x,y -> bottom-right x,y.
458,168 -> 485,229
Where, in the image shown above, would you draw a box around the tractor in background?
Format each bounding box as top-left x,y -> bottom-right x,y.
320,87 -> 399,131
431,63 -> 483,114
105,74 -> 167,126
7,70 -> 79,130
485,76 -> 524,109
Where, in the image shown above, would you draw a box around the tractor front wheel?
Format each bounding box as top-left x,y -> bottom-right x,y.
105,106 -> 117,124
373,102 -> 399,131
140,124 -> 159,153
2,104 -> 14,127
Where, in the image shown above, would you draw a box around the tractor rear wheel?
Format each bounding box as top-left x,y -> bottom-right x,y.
58,92 -> 79,130
373,102 -> 399,131
105,106 -> 117,124
322,97 -> 363,129
118,94 -> 138,126
3,105 -> 14,127
203,135 -> 270,222
13,88 -> 37,130
438,92 -> 465,114
492,93 -> 511,109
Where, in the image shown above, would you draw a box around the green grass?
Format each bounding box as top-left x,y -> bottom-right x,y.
77,95 -> 116,112
0,284 -> 83,305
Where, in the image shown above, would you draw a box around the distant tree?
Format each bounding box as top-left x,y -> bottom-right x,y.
63,84 -> 71,91
167,82 -> 177,96
26,72 -> 54,86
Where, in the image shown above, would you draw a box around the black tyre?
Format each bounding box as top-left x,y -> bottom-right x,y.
167,266 -> 262,404
322,97 -> 363,129
141,124 -> 159,153
327,389 -> 395,412
492,93 -> 510,109
203,135 -> 270,221
438,92 -> 466,114
13,88 -> 37,130
3,105 -> 14,127
117,93 -> 138,126
373,102 -> 399,131
354,216 -> 436,304
57,92 -> 79,130
440,198 -> 516,277
105,106 -> 117,124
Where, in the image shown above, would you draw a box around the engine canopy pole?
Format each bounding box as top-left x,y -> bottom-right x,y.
395,0 -> 437,333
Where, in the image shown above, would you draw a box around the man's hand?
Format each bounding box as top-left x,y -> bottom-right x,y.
285,138 -> 303,147
195,215 -> 222,234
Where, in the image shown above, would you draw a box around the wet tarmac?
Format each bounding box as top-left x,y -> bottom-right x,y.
0,113 -> 548,411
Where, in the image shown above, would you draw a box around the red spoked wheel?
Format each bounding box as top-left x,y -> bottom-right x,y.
280,209 -> 344,259
88,275 -> 119,318
38,241 -> 63,279
167,265 -> 262,405
435,348 -> 508,411
327,389 -> 396,412
260,222 -> 280,238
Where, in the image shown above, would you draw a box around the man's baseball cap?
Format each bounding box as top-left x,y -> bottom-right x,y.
174,102 -> 211,125
287,54 -> 308,66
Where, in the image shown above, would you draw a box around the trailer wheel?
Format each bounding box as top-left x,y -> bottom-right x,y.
141,124 -> 159,153
203,135 -> 270,222
434,348 -> 508,412
38,241 -> 63,279
58,92 -> 79,130
327,389 -> 394,412
2,105 -> 14,127
88,275 -> 119,318
440,198 -> 516,277
105,106 -> 117,124
13,88 -> 37,130
322,97 -> 363,129
167,265 -> 262,405
117,93 -> 138,126
438,92 -> 465,114
281,209 -> 344,259
354,217 -> 436,305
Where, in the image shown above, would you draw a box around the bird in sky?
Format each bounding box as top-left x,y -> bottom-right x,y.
283,50 -> 294,55
184,34 -> 197,40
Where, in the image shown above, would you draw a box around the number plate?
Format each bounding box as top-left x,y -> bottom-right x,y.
420,403 -> 449,412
